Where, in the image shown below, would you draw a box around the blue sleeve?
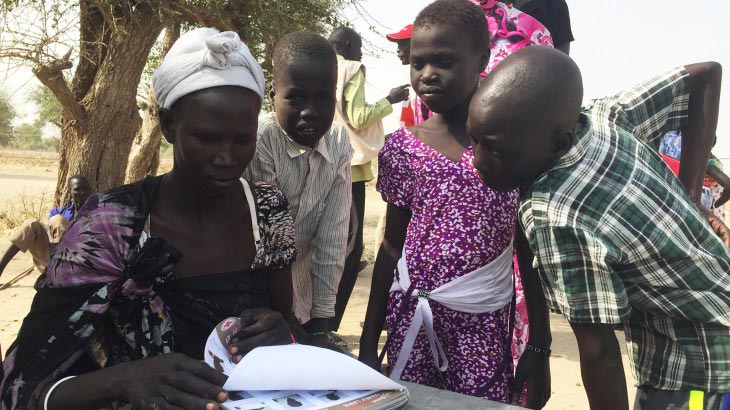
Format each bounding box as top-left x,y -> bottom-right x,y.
48,206 -> 62,221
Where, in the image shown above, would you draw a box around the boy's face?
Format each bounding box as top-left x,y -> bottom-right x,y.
396,39 -> 411,65
274,59 -> 337,148
467,101 -> 557,192
409,25 -> 487,114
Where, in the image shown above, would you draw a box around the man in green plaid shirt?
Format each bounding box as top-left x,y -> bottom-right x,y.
469,47 -> 729,410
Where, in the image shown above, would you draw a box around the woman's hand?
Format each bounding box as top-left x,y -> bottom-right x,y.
118,353 -> 228,410
227,308 -> 292,363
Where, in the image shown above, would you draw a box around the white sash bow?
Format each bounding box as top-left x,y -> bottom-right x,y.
388,242 -> 514,380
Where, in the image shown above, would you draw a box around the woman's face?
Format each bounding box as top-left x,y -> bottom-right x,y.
161,86 -> 261,197
409,25 -> 487,114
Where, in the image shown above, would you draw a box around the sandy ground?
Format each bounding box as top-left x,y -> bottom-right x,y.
0,149 -> 637,408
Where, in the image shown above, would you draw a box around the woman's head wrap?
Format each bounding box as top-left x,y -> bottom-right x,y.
152,28 -> 265,109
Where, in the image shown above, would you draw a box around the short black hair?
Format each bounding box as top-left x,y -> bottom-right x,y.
414,0 -> 490,52
329,26 -> 360,43
68,174 -> 89,186
273,31 -> 337,83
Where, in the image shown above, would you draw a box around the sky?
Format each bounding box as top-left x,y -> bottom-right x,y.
3,0 -> 730,159
348,0 -> 730,161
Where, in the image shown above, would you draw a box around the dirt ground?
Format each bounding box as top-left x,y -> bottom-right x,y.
0,148 -> 637,408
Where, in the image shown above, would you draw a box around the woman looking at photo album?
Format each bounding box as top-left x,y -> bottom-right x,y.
1,28 -> 299,410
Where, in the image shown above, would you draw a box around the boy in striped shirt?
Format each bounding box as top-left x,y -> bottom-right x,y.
245,32 -> 352,348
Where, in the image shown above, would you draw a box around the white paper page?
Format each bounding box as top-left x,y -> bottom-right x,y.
204,323 -> 237,374
222,344 -> 404,392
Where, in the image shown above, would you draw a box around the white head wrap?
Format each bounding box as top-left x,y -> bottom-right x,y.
152,27 -> 265,109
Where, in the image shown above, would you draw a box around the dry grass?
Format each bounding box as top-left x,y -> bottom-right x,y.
0,148 -> 59,174
0,190 -> 54,233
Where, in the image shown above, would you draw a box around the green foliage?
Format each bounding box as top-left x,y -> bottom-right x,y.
11,122 -> 42,148
235,0 -> 347,78
30,85 -> 62,127
0,91 -> 15,146
142,1 -> 350,92
10,121 -> 59,151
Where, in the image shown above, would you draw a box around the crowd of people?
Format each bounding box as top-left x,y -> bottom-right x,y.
0,0 -> 729,409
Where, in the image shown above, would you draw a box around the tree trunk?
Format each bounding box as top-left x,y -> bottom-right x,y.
125,97 -> 162,183
52,4 -> 163,204
125,24 -> 180,184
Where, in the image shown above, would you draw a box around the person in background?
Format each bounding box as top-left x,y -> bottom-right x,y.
510,0 -> 574,54
0,175 -> 91,283
469,46 -> 729,410
327,26 -> 409,335
386,24 -> 416,127
245,31 -> 352,349
660,131 -> 729,221
360,1 -> 550,406
386,24 -> 412,67
706,156 -> 730,218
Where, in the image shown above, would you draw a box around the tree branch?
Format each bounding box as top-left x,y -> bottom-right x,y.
71,0 -> 110,101
159,0 -> 233,30
87,0 -> 115,25
33,54 -> 86,126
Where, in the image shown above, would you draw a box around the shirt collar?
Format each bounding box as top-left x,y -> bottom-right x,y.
277,118 -> 333,163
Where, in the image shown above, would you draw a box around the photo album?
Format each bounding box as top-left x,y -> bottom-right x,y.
205,317 -> 410,410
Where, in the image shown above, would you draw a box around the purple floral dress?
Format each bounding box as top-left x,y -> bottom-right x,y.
377,128 -> 519,401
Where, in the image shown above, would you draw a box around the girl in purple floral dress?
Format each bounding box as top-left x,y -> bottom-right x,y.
359,0 -> 548,404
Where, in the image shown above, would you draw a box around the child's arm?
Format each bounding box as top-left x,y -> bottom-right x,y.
678,62 -> 722,205
343,68 -> 407,130
358,203 -> 411,370
269,266 -> 295,325
307,143 -> 353,336
570,322 -> 629,410
513,226 -> 551,409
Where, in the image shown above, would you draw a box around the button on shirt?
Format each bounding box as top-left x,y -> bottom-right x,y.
520,68 -> 730,392
245,113 -> 353,323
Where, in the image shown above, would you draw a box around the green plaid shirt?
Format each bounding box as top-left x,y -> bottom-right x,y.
520,67 -> 730,392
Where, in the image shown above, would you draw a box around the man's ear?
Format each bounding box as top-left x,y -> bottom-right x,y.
159,108 -> 175,144
344,40 -> 352,57
478,50 -> 491,73
551,129 -> 575,158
